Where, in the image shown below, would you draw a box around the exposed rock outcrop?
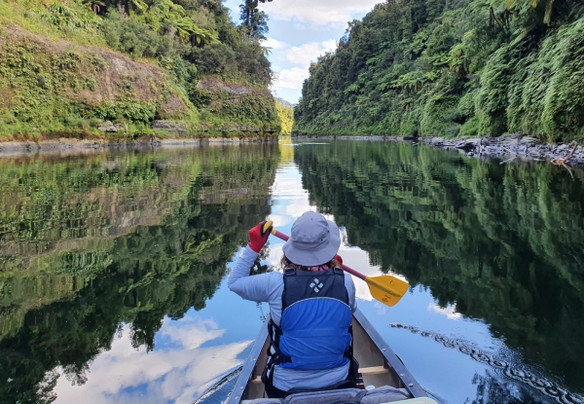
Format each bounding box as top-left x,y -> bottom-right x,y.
0,25 -> 189,118
195,77 -> 271,97
0,26 -> 280,140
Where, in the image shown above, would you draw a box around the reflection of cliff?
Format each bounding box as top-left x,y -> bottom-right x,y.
0,155 -> 187,271
294,141 -> 584,391
0,144 -> 279,402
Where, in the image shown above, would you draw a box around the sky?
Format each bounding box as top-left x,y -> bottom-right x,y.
223,0 -> 382,105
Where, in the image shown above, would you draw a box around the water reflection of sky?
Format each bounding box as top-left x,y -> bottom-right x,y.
53,279 -> 264,403
51,145 -> 563,403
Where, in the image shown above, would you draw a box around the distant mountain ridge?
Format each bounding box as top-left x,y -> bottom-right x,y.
274,97 -> 296,109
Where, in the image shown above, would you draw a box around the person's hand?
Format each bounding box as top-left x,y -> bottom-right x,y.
249,220 -> 273,253
335,254 -> 343,267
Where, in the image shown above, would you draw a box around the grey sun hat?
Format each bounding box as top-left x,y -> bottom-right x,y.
282,211 -> 341,266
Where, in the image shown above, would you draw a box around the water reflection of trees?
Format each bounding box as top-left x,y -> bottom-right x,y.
0,144 -> 279,403
471,371 -> 546,404
294,141 -> 584,393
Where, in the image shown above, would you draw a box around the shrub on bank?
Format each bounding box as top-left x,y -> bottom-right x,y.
0,0 -> 280,140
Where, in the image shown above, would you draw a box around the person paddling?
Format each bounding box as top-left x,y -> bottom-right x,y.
228,211 -> 358,398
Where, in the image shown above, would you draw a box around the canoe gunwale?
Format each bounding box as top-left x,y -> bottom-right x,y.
230,317 -> 270,403
352,308 -> 427,398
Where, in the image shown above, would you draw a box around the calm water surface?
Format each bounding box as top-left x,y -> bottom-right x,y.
1,140 -> 583,404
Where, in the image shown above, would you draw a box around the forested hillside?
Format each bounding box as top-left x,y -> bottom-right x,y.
294,0 -> 584,143
0,0 -> 280,139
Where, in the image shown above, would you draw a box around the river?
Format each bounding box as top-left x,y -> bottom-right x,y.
1,140 -> 583,404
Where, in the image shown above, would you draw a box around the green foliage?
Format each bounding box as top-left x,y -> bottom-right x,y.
459,116 -> 480,137
294,0 -> 584,142
239,0 -> 271,40
0,0 -> 277,139
100,0 -> 220,59
101,10 -> 178,59
218,94 -> 276,122
189,39 -> 271,85
192,88 -> 281,134
0,37 -> 160,136
91,99 -> 156,123
43,1 -> 96,29
506,17 -> 584,142
275,100 -> 293,134
475,41 -> 519,136
0,0 -> 104,47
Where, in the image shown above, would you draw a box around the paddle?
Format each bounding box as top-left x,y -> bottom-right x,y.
268,227 -> 409,307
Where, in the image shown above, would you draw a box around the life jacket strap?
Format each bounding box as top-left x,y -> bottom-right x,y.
267,318 -> 291,366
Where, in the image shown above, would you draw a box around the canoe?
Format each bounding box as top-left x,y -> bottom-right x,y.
228,308 -> 439,404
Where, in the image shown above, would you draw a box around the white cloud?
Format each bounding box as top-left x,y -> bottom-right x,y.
428,303 -> 462,320
284,40 -> 337,67
269,40 -> 337,95
159,316 -> 224,350
52,317 -> 251,404
273,67 -> 308,90
269,168 -> 314,215
261,0 -> 381,26
261,37 -> 288,51
223,0 -> 382,103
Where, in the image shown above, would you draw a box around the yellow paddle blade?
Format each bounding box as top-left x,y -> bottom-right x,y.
366,275 -> 409,307
261,220 -> 273,236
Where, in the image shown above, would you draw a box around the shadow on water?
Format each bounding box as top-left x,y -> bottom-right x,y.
293,140 -> 584,400
0,144 -> 280,403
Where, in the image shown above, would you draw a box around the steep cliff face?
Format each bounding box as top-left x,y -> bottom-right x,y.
0,26 -> 280,140
0,26 -> 184,132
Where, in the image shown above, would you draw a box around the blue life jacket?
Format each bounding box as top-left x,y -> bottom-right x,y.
272,267 -> 353,371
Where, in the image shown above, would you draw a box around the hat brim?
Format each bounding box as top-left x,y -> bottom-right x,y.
282,219 -> 341,266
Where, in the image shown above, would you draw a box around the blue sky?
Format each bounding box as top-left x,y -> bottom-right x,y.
223,0 -> 382,104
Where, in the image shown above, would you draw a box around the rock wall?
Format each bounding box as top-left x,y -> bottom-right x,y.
0,26 -> 188,120
0,26 -> 280,139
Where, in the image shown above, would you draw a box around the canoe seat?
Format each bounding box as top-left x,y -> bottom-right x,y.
284,387 -> 362,403
241,385 -> 411,404
359,385 -> 411,403
358,365 -> 390,375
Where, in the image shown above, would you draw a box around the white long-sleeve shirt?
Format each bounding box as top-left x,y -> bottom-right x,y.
228,245 -> 357,391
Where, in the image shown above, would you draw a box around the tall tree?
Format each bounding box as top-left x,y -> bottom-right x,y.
240,0 -> 272,39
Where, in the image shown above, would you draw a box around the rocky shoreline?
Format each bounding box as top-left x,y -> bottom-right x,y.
321,134 -> 584,168
417,134 -> 584,167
